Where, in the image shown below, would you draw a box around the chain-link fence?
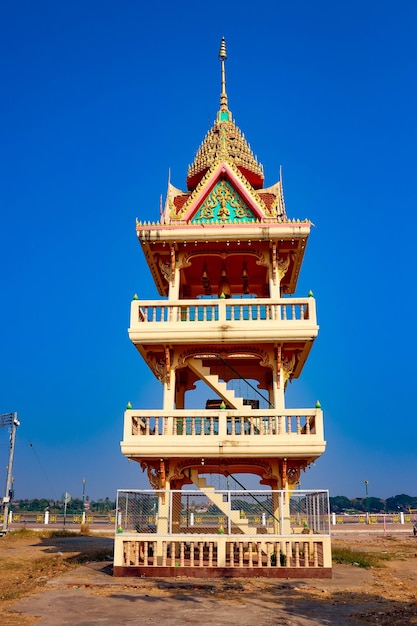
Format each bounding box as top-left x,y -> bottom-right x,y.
116,489 -> 330,535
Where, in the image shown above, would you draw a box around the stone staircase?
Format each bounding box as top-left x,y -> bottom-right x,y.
187,358 -> 246,410
189,469 -> 252,534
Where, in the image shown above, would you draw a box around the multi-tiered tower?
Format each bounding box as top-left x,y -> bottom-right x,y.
115,40 -> 330,578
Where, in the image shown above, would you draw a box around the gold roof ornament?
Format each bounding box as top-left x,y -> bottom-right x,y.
186,38 -> 264,191
219,36 -> 228,112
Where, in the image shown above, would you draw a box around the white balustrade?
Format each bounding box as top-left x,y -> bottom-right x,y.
120,536 -> 327,569
129,409 -> 319,438
133,297 -> 315,326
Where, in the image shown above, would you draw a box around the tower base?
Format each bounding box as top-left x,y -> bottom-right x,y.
113,489 -> 332,579
113,565 -> 332,579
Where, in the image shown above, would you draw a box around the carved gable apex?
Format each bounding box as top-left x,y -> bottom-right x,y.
190,179 -> 256,224
169,161 -> 273,224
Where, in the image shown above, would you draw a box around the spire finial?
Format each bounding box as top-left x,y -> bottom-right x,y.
219,37 -> 228,111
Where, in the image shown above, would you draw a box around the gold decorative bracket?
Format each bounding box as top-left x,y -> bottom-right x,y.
170,245 -> 176,288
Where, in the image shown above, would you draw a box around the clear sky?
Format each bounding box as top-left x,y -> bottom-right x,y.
1,1 -> 416,503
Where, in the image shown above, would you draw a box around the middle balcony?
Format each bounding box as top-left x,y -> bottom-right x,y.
128,296 -> 318,346
121,407 -> 325,461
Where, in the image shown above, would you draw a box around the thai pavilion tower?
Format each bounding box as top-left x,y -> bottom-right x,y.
115,39 -> 331,578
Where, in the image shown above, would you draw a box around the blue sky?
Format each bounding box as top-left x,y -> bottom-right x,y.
1,1 -> 416,502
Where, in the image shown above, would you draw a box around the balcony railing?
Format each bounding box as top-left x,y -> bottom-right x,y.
128,297 -> 318,343
121,408 -> 325,459
127,409 -> 321,438
117,535 -> 329,571
133,297 -> 315,323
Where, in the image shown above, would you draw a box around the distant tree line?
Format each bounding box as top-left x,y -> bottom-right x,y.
330,494 -> 417,514
9,494 -> 417,515
12,497 -> 116,513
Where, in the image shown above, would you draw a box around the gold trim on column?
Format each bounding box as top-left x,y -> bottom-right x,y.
170,245 -> 176,288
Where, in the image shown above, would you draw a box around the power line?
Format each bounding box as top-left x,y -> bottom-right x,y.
23,434 -> 58,501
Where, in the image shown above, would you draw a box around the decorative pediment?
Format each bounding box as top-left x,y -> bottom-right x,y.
190,180 -> 256,224
169,161 -> 271,223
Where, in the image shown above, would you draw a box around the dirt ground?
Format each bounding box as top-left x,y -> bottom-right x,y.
1,530 -> 417,625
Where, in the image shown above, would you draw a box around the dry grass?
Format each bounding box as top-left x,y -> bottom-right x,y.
0,529 -> 112,625
331,545 -> 393,568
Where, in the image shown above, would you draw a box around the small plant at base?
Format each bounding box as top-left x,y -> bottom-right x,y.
332,546 -> 392,568
270,552 -> 286,566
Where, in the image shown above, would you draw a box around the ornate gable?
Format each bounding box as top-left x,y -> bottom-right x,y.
190,180 -> 256,224
180,160 -> 268,223
165,159 -> 285,224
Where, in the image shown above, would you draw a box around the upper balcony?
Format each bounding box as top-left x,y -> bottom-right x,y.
121,407 -> 325,460
128,297 -> 318,346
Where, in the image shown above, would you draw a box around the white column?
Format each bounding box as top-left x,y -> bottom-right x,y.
271,363 -> 285,409
269,273 -> 280,299
268,253 -> 281,299
168,249 -> 180,300
163,368 -> 176,410
169,268 -> 180,300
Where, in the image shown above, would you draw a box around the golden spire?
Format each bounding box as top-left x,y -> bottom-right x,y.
186,38 -> 264,191
219,37 -> 228,111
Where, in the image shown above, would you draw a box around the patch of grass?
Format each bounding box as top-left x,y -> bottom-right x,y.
0,558 -> 25,572
68,548 -> 112,564
0,555 -> 75,601
0,530 -> 114,625
42,529 -> 79,538
4,528 -> 39,539
5,528 -> 79,540
332,546 -> 392,568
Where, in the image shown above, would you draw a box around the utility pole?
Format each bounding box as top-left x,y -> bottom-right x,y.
1,412 -> 20,534
365,479 -> 370,525
82,478 -> 86,524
